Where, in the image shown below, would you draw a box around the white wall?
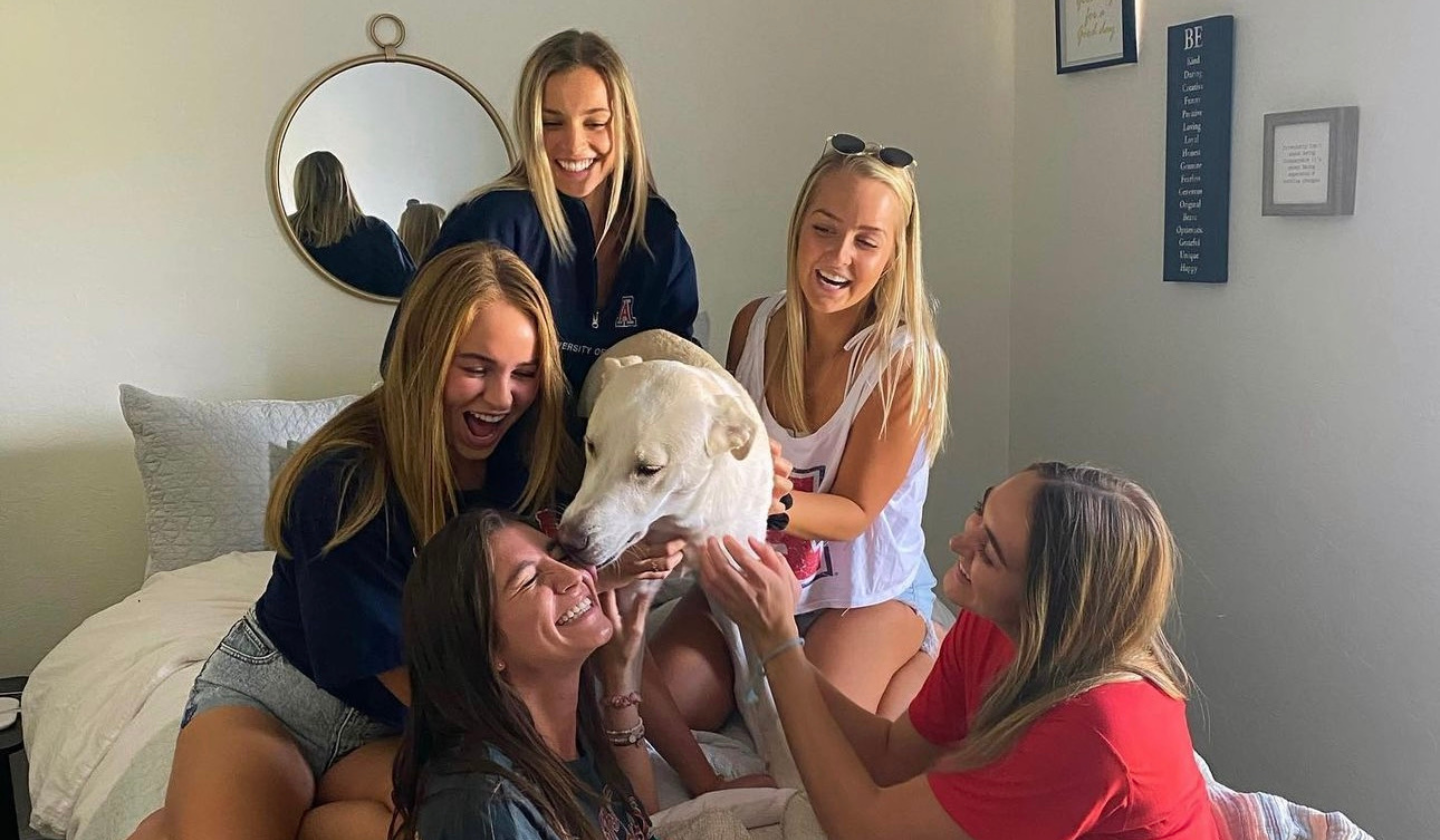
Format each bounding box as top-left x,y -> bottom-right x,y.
6,0 -> 1424,834
1012,2 -> 1438,837
277,62 -> 511,229
1,0 -> 1012,701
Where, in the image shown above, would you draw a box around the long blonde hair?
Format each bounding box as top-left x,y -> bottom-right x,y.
290,150 -> 363,248
265,241 -> 578,557
398,199 -> 446,262
774,151 -> 949,461
943,462 -> 1191,771
473,29 -> 655,262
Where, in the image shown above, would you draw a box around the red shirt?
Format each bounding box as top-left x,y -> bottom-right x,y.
908,612 -> 1219,840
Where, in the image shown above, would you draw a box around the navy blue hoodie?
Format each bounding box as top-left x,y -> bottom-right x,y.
383,188 -> 698,396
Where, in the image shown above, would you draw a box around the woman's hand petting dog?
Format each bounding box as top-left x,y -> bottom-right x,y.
594,537 -> 686,593
698,535 -> 801,653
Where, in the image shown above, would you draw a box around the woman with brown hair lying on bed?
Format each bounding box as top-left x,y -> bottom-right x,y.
701,462 -> 1222,840
127,241 -> 679,840
391,508 -> 659,840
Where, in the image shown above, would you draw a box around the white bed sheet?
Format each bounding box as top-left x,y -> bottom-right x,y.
24,551 -> 273,838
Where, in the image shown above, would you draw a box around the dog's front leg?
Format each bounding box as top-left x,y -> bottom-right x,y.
701,590 -> 803,790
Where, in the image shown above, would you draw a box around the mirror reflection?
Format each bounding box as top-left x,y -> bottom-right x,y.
277,62 -> 512,300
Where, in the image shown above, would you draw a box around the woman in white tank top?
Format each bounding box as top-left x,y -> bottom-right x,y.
648,135 -> 951,789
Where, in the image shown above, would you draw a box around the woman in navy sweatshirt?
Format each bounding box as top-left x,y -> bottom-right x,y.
385,29 -> 698,397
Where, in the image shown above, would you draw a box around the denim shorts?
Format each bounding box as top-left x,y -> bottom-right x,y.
795,569 -> 940,657
181,609 -> 397,778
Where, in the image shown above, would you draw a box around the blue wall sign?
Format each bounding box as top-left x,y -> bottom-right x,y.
1164,15 -> 1234,283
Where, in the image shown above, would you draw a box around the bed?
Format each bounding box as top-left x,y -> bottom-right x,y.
20,385 -> 1374,840
21,384 -> 823,840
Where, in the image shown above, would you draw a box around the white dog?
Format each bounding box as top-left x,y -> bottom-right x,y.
558,330 -> 802,790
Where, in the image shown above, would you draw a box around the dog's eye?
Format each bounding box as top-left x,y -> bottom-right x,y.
635,464 -> 663,477
584,438 -> 596,457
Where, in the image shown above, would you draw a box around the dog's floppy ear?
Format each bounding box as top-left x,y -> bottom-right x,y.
706,393 -> 759,460
601,354 -> 643,386
579,355 -> 644,417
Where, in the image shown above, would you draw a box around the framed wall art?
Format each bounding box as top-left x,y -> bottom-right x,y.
1055,0 -> 1138,74
1262,106 -> 1360,216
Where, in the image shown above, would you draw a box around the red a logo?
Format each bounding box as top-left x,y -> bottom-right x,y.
615,295 -> 638,328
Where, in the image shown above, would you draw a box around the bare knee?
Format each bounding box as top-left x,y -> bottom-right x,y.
299,800 -> 394,840
876,649 -> 936,720
127,808 -> 171,840
315,737 -> 401,807
650,587 -> 734,730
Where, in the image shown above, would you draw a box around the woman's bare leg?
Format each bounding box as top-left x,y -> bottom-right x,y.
803,601 -> 926,714
131,706 -> 314,840
650,585 -> 734,731
875,649 -> 936,720
298,738 -> 400,840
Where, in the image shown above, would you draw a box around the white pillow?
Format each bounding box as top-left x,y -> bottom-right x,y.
119,385 -> 357,577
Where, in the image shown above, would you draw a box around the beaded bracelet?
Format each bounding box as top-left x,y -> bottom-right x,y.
604,720 -> 647,747
603,691 -> 642,709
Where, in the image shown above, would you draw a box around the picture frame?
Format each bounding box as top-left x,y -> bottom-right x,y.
1055,0 -> 1138,74
1262,106 -> 1360,216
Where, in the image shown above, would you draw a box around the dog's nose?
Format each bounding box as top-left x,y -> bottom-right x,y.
556,524 -> 590,558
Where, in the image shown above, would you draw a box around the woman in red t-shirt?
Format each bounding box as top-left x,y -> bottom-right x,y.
700,461 -> 1221,840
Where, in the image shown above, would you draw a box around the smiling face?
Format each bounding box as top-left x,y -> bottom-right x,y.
490,522 -> 610,679
442,300 -> 541,486
794,170 -> 904,317
541,66 -> 616,205
944,470 -> 1039,636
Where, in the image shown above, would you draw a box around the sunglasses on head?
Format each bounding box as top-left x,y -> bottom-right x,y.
825,133 -> 916,170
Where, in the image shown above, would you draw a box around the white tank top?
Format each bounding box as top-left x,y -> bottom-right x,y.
735,294 -> 931,613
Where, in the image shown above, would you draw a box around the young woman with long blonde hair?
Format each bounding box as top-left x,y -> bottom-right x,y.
289,150 -> 413,297
648,137 -> 950,796
129,241 -> 579,840
386,30 -> 698,396
700,462 -> 1220,840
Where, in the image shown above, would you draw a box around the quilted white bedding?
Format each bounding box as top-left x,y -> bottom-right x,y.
24,552 -> 273,839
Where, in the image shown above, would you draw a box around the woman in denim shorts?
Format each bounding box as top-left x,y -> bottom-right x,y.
128,242 -> 579,840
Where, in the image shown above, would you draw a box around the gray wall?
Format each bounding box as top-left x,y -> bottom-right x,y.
1012,2 -> 1439,838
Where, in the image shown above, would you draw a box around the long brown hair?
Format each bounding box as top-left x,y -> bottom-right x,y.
391,509 -> 636,840
264,241 -> 579,557
472,29 -> 656,262
944,462 -> 1191,770
290,150 -> 364,247
773,150 -> 949,461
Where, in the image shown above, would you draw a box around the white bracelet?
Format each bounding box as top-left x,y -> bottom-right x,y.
759,637 -> 805,672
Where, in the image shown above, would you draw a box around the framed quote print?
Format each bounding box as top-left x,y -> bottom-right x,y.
1055,0 -> 1138,74
1262,107 -> 1360,216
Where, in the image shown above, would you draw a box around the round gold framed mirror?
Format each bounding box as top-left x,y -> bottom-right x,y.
269,14 -> 516,302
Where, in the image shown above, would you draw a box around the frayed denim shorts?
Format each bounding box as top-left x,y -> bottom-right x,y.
794,568 -> 940,657
181,609 -> 397,778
